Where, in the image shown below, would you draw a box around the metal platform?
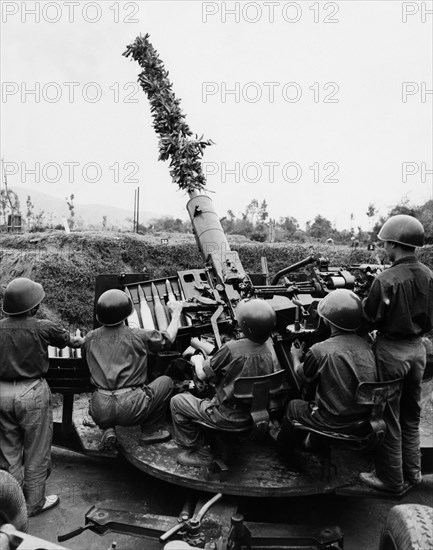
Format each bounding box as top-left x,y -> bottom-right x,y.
116,423 -> 376,498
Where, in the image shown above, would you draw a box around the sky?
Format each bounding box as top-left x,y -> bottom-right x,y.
1,0 -> 432,231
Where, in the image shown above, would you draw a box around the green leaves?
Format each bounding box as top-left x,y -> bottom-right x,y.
124,34 -> 213,193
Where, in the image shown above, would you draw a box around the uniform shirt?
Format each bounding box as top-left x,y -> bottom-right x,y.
202,337 -> 281,408
297,333 -> 377,422
363,257 -> 433,338
0,316 -> 70,380
82,324 -> 170,390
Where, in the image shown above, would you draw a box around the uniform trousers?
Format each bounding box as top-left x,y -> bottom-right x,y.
89,375 -> 173,433
277,399 -> 368,453
287,399 -> 366,432
374,336 -> 426,487
0,378 -> 52,516
170,392 -> 251,450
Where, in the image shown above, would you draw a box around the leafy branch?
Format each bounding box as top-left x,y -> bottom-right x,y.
123,34 -> 214,194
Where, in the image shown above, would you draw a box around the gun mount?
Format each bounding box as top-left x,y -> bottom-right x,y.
40,34 -> 433,550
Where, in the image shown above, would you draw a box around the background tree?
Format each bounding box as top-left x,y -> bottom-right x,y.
371,216 -> 387,241
350,212 -> 355,237
258,200 -> 269,223
278,216 -> 299,238
66,194 -> 75,230
34,210 -> 46,231
307,215 -> 333,239
388,197 -> 418,217
26,195 -> 35,229
0,189 -> 8,226
366,203 -> 378,233
1,159 -> 20,229
151,216 -> 189,233
231,217 -> 254,238
0,188 -> 20,227
418,200 -> 433,243
245,199 -> 259,225
220,210 -> 235,234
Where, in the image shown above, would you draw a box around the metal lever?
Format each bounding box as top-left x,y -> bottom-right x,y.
159,493 -> 223,543
159,520 -> 188,542
58,524 -> 92,542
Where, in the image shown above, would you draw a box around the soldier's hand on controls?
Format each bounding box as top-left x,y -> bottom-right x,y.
70,334 -> 84,347
291,339 -> 305,361
167,301 -> 183,315
190,354 -> 206,381
194,379 -> 206,393
368,330 -> 377,344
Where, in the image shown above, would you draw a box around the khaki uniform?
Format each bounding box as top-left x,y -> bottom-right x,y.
82,324 -> 173,432
171,338 -> 281,450
285,333 -> 377,443
0,317 -> 70,516
363,256 -> 433,487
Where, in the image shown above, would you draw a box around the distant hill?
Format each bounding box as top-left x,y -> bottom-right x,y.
12,186 -> 156,229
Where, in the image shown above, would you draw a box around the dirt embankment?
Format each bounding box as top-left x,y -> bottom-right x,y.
1,231 -> 433,331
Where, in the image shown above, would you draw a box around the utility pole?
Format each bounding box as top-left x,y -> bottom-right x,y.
136,187 -> 140,232
133,188 -> 137,232
133,186 -> 140,233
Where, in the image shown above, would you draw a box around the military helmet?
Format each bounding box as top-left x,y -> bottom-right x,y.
236,298 -> 276,343
2,277 -> 45,315
96,289 -> 133,326
378,214 -> 424,247
317,289 -> 362,331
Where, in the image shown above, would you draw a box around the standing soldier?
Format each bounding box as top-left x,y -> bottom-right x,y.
0,278 -> 83,516
83,289 -> 183,449
360,215 -> 433,492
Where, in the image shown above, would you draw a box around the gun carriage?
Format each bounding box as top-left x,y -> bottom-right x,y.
45,205 -> 433,549
41,34 -> 433,550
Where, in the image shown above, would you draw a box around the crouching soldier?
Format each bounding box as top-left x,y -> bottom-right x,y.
83,289 -> 183,449
0,278 -> 83,517
171,298 -> 281,468
276,289 -> 377,455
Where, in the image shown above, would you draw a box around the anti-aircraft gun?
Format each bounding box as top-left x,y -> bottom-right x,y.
114,35 -> 386,379
85,32 -> 402,448
42,34 -> 433,550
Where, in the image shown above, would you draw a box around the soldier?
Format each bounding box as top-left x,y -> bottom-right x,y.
276,289 -> 377,454
171,298 -> 281,467
83,289 -> 183,449
360,215 -> 433,492
0,277 -> 83,517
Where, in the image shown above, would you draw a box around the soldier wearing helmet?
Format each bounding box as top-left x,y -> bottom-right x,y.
0,277 -> 83,517
82,289 -> 183,449
360,215 -> 433,493
171,298 -> 281,467
275,289 -> 377,456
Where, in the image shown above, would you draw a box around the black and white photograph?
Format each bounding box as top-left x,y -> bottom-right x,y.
0,1 -> 432,549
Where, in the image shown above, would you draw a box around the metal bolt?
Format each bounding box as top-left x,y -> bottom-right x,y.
231,513 -> 244,524
188,519 -> 200,534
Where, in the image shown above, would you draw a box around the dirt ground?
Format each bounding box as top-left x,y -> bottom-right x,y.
25,443 -> 432,550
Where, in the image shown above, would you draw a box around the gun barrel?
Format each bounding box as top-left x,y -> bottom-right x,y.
271,255 -> 317,286
186,193 -> 246,285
